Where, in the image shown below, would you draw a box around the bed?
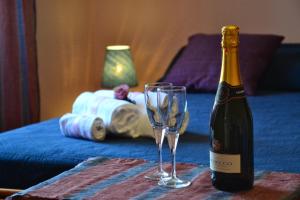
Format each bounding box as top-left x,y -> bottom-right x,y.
0,42 -> 299,190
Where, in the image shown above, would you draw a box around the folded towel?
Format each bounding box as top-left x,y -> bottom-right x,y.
72,92 -> 141,138
59,113 -> 106,141
94,90 -> 153,138
95,90 -> 189,137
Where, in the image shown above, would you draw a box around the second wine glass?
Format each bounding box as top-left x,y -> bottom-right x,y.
144,82 -> 172,180
157,85 -> 191,188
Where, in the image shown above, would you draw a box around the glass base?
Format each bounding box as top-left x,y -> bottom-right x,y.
158,176 -> 191,188
144,170 -> 169,181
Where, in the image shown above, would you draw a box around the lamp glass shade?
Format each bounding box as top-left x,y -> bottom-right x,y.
102,45 -> 138,88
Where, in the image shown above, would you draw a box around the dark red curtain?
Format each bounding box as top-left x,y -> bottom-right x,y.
0,0 -> 39,132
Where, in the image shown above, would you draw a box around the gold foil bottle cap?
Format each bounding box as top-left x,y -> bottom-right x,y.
222,25 -> 239,47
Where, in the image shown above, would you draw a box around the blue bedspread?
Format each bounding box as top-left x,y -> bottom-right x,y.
0,92 -> 300,189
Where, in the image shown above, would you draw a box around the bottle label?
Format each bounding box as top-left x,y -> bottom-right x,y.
216,82 -> 245,105
210,151 -> 241,173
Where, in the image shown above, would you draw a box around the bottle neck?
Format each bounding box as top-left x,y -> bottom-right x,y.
220,47 -> 242,86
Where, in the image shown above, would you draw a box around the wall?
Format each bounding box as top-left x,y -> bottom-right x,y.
36,0 -> 300,120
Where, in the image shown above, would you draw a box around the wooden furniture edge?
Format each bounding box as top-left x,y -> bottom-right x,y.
0,188 -> 21,199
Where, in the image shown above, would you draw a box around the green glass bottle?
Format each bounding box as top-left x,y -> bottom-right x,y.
209,25 -> 254,192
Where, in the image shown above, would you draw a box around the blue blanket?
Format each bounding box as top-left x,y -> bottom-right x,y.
0,91 -> 299,189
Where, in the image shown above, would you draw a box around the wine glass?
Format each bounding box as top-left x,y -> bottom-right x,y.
144,82 -> 172,180
157,86 -> 191,188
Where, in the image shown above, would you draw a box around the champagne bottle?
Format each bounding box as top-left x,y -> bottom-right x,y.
209,25 -> 254,191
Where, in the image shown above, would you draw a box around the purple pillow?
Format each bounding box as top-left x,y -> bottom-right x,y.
161,34 -> 284,95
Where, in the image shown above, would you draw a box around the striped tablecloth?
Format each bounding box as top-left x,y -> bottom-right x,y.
7,157 -> 300,200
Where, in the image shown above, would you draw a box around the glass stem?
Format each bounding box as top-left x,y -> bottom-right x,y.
167,131 -> 179,179
171,150 -> 176,178
159,147 -> 163,172
153,127 -> 165,172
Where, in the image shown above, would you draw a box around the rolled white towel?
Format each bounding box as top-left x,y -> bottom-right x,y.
72,92 -> 141,138
94,90 -> 115,98
59,113 -> 106,141
72,92 -> 95,114
94,96 -> 140,138
94,90 -> 189,138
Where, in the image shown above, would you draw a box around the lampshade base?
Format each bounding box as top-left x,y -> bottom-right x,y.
101,80 -> 138,88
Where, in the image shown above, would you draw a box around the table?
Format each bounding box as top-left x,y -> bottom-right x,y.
7,157 -> 300,200
0,188 -> 20,200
